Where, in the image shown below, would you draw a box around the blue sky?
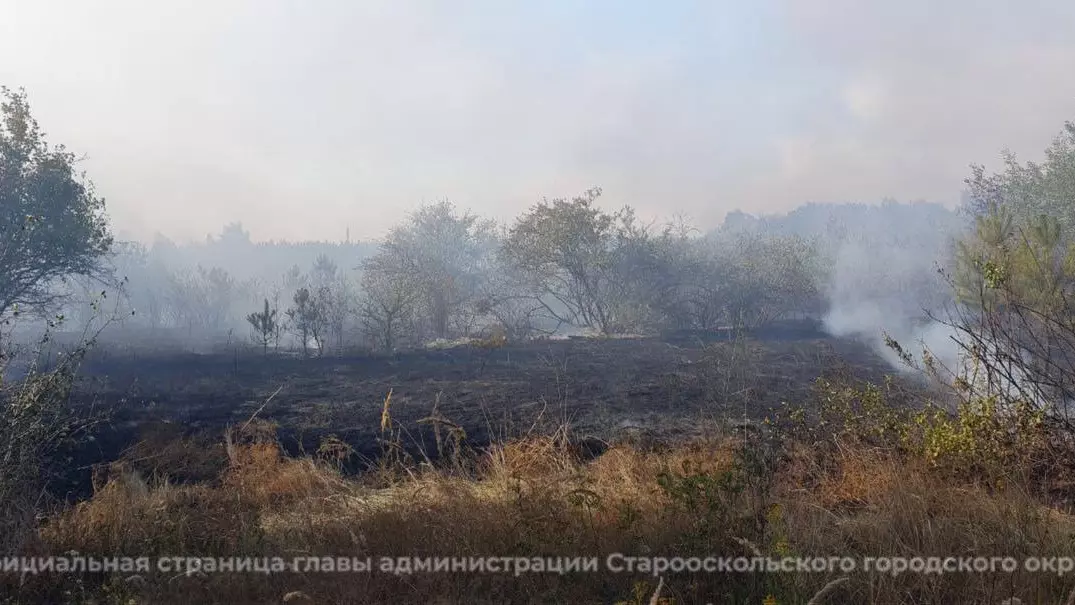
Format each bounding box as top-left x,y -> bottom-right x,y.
2,0 -> 1074,242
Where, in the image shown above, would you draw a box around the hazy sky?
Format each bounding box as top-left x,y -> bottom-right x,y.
2,1 -> 1074,243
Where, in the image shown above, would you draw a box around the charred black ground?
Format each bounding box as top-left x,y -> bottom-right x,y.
56,326 -> 892,499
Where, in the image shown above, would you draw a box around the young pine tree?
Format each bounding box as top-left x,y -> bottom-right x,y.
246,298 -> 277,355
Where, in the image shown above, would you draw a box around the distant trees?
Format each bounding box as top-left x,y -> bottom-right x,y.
107,241 -> 166,328
285,287 -> 326,357
0,90 -> 957,358
964,122 -> 1075,234
717,232 -> 826,328
14,119 -> 960,359
502,188 -> 654,334
473,259 -> 548,341
124,254 -> 364,354
644,229 -> 738,331
139,222 -> 376,289
308,255 -> 354,352
359,252 -> 419,351
26,153 -> 948,356
0,87 -> 112,320
360,202 -> 495,345
165,266 -> 241,334
620,226 -> 827,332
38,185 -> 938,355
496,188 -> 831,335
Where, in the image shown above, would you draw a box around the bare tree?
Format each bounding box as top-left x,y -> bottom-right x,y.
474,262 -> 548,341
164,266 -> 238,335
359,254 -> 419,351
309,254 -> 355,352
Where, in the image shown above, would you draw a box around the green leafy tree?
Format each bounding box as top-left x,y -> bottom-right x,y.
965,122 -> 1075,234
0,87 -> 112,320
946,122 -> 1075,429
501,187 -> 653,334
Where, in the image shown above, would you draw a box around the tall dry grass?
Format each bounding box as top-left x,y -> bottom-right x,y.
3,417 -> 1071,605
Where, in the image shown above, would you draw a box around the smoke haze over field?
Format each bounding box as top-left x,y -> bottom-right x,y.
818,203 -> 965,373
719,202 -> 968,373
2,0 -> 1075,242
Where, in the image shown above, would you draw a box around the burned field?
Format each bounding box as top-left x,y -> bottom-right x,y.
60,330 -> 892,495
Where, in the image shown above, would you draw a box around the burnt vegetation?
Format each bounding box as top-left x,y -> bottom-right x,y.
7,88 -> 1075,604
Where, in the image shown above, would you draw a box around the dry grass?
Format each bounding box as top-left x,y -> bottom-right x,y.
1,420 -> 1070,605
780,445 -> 1075,602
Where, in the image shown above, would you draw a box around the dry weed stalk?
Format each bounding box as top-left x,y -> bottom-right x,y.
380,388 -> 393,433
648,576 -> 665,605
805,577 -> 849,605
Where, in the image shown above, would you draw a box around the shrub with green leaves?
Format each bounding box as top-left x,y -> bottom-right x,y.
807,374 -> 1047,479
0,339 -> 95,554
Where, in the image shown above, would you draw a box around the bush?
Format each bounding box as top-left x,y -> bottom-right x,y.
0,337 -> 95,554
801,374 -> 1056,487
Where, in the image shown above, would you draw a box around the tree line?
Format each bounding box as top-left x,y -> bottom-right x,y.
1,86 -> 971,357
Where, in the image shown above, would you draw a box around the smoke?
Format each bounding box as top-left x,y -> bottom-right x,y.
816,203 -> 968,377
823,295 -> 961,377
